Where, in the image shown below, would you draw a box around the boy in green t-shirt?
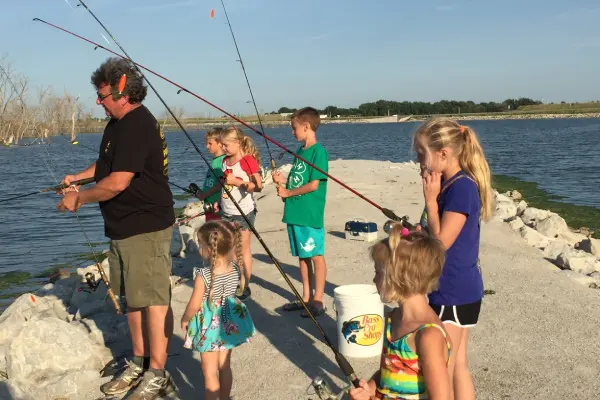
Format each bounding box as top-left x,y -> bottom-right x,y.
273,107 -> 328,317
194,127 -> 225,221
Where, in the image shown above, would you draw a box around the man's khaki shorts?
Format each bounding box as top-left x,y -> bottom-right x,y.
107,226 -> 172,309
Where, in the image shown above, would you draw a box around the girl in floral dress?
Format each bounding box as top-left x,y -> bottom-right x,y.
181,220 -> 255,400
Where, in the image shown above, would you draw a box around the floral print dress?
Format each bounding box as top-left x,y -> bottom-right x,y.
184,262 -> 255,352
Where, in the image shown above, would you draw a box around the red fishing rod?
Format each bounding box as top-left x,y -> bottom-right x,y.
32,17 -> 413,228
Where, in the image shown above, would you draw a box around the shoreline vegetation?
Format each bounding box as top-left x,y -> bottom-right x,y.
1,55 -> 599,141
72,107 -> 600,134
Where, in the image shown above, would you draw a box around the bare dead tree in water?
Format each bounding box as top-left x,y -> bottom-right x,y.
0,55 -> 85,146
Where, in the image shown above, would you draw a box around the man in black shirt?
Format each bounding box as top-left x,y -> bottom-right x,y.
57,57 -> 176,400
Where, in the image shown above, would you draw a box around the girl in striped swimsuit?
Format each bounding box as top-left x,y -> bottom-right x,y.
350,224 -> 452,400
181,220 -> 255,400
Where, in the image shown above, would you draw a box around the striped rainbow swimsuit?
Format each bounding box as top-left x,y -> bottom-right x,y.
376,318 -> 451,399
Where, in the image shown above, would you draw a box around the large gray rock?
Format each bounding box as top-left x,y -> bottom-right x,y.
542,239 -> 571,261
560,270 -> 596,287
559,230 -> 588,246
520,207 -> 553,226
6,318 -> 106,385
493,193 -> 517,220
535,214 -> 569,238
507,216 -> 524,232
556,250 -> 600,275
519,225 -> 551,249
16,369 -> 100,400
72,312 -> 130,347
35,276 -> 78,305
516,200 -> 528,216
577,238 -> 600,258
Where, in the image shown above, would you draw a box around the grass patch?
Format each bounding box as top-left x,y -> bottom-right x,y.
493,174 -> 600,230
0,271 -> 31,290
173,193 -> 192,201
0,291 -> 28,300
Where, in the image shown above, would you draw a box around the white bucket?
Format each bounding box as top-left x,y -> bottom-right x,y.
333,284 -> 385,358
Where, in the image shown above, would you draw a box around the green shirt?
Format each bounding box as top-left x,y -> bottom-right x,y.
202,154 -> 225,205
282,143 -> 329,228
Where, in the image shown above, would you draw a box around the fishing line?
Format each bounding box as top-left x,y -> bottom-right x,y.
32,17 -> 412,227
218,0 -> 276,170
48,0 -> 363,386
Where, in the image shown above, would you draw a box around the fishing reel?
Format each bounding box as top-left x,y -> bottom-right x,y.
383,215 -> 413,235
78,272 -> 100,293
310,376 -> 351,400
188,182 -> 201,197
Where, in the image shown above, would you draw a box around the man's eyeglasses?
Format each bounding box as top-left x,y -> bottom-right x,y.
97,92 -> 111,102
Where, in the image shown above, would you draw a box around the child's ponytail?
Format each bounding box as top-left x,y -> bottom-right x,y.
241,135 -> 261,166
459,126 -> 493,221
234,225 -> 246,295
208,230 -> 219,308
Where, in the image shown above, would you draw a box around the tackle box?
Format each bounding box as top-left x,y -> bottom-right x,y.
344,219 -> 378,242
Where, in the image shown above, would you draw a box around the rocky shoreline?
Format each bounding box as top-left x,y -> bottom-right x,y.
493,190 -> 600,287
0,160 -> 599,399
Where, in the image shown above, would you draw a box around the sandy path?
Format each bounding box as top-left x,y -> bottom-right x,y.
162,159 -> 600,400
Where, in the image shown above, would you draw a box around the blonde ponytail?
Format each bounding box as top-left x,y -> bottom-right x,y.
459,126 -> 493,221
234,226 -> 246,296
241,135 -> 262,166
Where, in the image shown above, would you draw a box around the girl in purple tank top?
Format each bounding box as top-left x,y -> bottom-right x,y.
412,118 -> 493,400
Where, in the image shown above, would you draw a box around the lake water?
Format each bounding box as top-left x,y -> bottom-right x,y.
1,118 -> 599,279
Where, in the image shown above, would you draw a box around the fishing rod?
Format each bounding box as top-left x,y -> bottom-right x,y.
61,137 -> 209,199
218,0 -> 276,170
52,0 -> 362,388
0,177 -> 94,204
32,135 -> 123,315
32,17 -> 413,229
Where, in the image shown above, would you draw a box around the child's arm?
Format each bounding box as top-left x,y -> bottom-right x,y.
423,172 -> 466,249
415,328 -> 451,400
225,173 -> 262,193
277,179 -> 320,199
195,179 -> 223,201
180,275 -> 206,332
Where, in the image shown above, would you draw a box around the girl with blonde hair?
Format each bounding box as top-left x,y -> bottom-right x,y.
413,117 -> 493,400
350,225 -> 451,400
214,126 -> 262,301
181,220 -> 255,400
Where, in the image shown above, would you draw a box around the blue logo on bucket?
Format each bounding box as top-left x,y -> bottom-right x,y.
341,314 -> 383,346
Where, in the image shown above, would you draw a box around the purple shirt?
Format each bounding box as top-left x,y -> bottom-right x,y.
428,171 -> 484,306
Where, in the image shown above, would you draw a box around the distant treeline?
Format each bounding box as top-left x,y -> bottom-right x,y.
273,98 -> 547,117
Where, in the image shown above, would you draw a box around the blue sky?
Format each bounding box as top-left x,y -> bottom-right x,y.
1,0 -> 599,118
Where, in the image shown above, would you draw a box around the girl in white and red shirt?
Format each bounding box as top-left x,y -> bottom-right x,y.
214,126 -> 262,301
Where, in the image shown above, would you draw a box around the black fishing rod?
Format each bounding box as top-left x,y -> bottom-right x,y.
61,138 -> 204,197
59,0 -> 361,387
217,0 -> 276,170
0,177 -> 94,204
32,17 -> 413,228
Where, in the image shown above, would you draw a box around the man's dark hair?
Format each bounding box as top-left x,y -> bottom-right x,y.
91,57 -> 147,104
291,107 -> 321,131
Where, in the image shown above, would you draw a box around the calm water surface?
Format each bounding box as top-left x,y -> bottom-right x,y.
0,118 -> 598,276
